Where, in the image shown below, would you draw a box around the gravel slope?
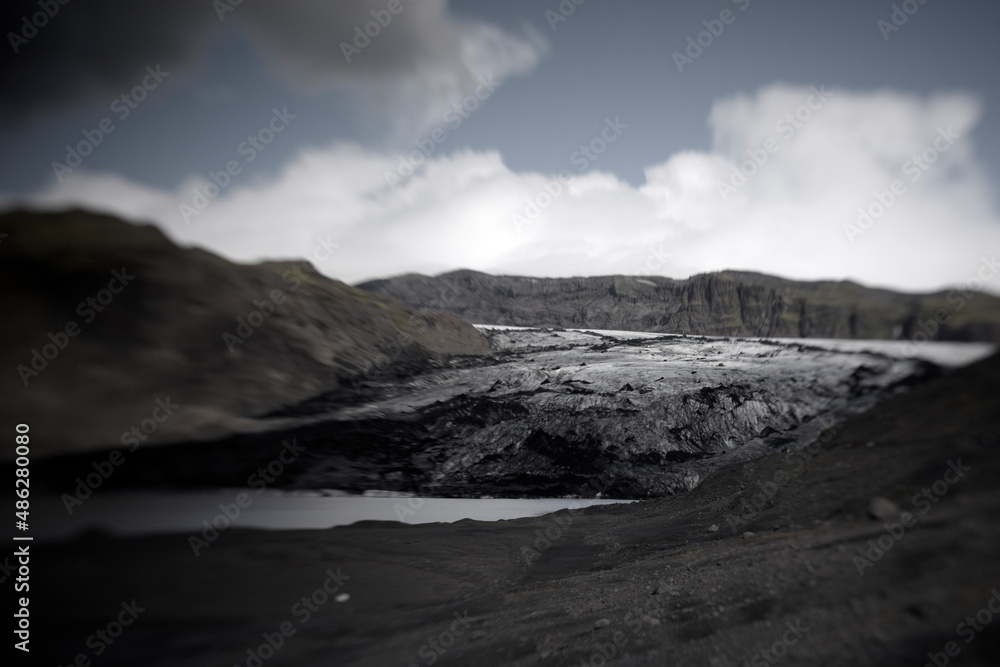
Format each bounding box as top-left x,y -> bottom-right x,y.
33,353 -> 1000,666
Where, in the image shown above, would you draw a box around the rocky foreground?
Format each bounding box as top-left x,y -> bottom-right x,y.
10,209 -> 1000,665
33,351 -> 1000,665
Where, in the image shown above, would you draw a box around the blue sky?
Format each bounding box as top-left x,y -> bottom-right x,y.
2,0 -> 1000,292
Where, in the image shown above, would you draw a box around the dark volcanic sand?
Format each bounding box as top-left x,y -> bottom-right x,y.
32,353 -> 1000,665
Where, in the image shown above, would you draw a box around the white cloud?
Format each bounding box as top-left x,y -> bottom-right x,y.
334,11 -> 549,142
15,85 -> 1000,294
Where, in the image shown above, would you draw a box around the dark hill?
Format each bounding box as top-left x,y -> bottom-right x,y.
0,209 -> 489,456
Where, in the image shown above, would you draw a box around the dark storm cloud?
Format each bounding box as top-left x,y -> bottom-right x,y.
236,0 -> 466,83
1,0 -> 210,123
0,0 -> 481,124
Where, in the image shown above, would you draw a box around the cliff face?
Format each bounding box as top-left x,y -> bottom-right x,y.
0,209 -> 489,456
359,269 -> 1000,341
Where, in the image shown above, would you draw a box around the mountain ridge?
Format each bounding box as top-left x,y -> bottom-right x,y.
358,268 -> 1000,341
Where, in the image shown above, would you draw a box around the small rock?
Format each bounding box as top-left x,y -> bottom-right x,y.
594,618 -> 611,629
742,531 -> 755,540
334,593 -> 350,603
707,524 -> 719,533
868,496 -> 899,521
642,615 -> 661,626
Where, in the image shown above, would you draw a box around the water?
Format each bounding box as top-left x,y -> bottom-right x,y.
35,491 -> 634,540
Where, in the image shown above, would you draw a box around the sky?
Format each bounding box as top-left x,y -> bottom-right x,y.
2,0 -> 1000,294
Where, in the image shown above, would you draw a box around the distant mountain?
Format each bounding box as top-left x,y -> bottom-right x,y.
358,269 -> 1000,342
0,209 -> 489,456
